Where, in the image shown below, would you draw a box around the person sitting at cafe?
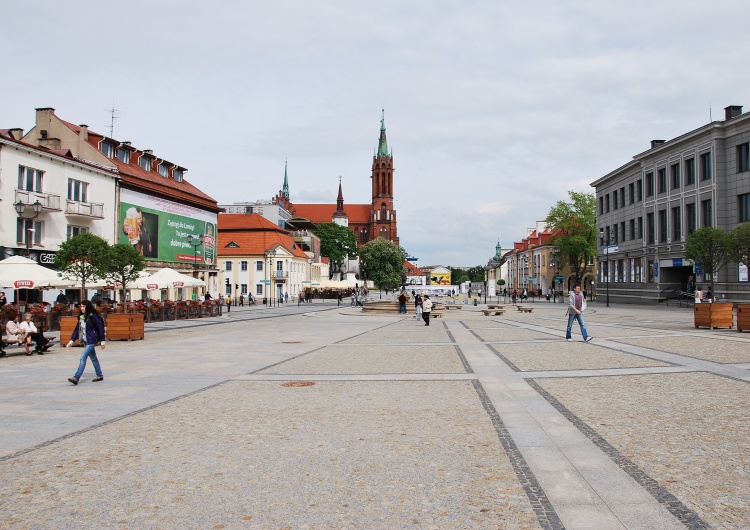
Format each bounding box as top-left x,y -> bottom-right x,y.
20,313 -> 51,355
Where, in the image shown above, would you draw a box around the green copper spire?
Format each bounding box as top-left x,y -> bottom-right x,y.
282,159 -> 289,199
376,109 -> 389,157
494,240 -> 503,259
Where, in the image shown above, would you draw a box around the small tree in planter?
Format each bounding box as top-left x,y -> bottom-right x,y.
101,243 -> 146,307
55,233 -> 109,301
685,227 -> 732,295
730,222 -> 750,275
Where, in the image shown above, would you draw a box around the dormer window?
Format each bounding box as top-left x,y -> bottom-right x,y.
158,162 -> 169,177
139,156 -> 152,171
101,142 -> 114,158
117,147 -> 130,164
174,168 -> 184,182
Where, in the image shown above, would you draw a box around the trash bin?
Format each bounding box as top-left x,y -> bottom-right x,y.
262,297 -> 267,305
473,299 -> 478,306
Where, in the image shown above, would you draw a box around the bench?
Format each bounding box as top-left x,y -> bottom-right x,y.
481,309 -> 505,316
517,306 -> 533,313
1,323 -> 52,355
486,304 -> 505,310
444,305 -> 463,310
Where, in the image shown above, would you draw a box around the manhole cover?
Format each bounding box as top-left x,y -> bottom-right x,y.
281,381 -> 316,387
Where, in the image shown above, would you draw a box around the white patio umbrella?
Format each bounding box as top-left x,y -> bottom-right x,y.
130,267 -> 205,290
0,256 -> 73,289
65,271 -> 151,290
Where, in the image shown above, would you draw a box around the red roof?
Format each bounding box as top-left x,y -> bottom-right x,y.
404,261 -> 423,275
60,119 -> 220,212
292,203 -> 371,224
217,213 -> 308,259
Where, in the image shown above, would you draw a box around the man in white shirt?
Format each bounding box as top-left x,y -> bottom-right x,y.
19,313 -> 50,355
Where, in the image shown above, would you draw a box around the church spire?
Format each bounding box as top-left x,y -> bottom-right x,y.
333,176 -> 348,222
282,159 -> 290,200
377,109 -> 389,157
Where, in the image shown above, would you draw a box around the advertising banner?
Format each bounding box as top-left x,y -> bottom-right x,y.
119,188 -> 217,265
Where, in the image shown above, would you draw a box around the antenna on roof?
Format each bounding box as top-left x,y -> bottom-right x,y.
105,102 -> 121,137
709,102 -> 712,122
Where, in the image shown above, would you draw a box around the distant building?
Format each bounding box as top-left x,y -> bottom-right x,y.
591,105 -> 750,303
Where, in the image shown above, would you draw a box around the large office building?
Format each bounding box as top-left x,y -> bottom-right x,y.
591,105 -> 750,304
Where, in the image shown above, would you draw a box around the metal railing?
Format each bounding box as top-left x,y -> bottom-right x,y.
65,199 -> 105,218
15,189 -> 61,210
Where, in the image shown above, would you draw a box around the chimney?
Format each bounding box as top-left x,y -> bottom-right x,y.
650,140 -> 666,149
725,105 -> 743,121
7,128 -> 23,140
34,107 -> 61,150
144,149 -> 153,155
79,124 -> 88,141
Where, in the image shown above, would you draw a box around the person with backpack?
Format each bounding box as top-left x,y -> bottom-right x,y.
66,301 -> 106,385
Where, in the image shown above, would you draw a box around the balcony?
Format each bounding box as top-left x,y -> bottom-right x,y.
15,189 -> 61,211
65,199 -> 105,219
271,271 -> 289,279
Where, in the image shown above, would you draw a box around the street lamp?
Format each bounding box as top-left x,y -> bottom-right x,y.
265,249 -> 277,307
187,234 -> 204,299
15,200 -> 43,256
599,228 -> 610,307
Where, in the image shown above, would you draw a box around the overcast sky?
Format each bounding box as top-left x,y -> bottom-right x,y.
3,1 -> 749,266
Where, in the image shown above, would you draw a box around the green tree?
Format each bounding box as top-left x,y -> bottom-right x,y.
685,227 -> 732,293
450,268 -> 469,285
312,223 -> 359,279
545,191 -> 597,284
54,233 -> 109,300
467,266 -> 486,282
359,238 -> 408,291
730,222 -> 750,271
101,244 -> 146,303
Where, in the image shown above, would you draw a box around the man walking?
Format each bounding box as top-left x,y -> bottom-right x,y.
566,284 -> 592,342
422,295 -> 433,326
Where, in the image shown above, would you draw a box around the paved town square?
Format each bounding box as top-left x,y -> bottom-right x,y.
0,300 -> 748,529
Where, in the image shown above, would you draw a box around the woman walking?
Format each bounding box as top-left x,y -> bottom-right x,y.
67,301 -> 106,385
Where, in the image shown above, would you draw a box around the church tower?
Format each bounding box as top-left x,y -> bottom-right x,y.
370,110 -> 398,245
332,176 -> 348,226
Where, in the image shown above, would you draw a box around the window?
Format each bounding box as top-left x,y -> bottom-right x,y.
672,206 -> 682,241
605,194 -> 610,213
687,203 -> 697,234
276,261 -> 283,272
241,284 -> 247,294
67,225 -> 88,239
18,165 -> 43,191
685,158 -> 695,185
671,163 -> 680,189
621,222 -> 626,243
174,168 -> 184,182
637,179 -> 643,201
256,261 -> 263,271
738,143 -> 750,173
139,156 -> 152,171
612,224 -> 618,244
700,152 -> 712,180
225,261 -> 232,271
67,179 -> 88,202
612,190 -> 618,210
648,260 -> 655,282
701,199 -> 712,227
634,258 -> 642,283
117,147 -> 130,164
647,212 -> 655,244
158,162 -> 169,177
101,142 -> 114,158
646,173 -> 654,197
255,284 -> 263,295
638,217 -> 643,239
17,218 -> 42,245
629,219 -> 635,241
629,183 -> 635,204
599,197 -> 604,214
240,261 -> 248,271
739,194 -> 750,223
657,168 -> 667,193
620,187 -> 625,208
658,209 -> 667,242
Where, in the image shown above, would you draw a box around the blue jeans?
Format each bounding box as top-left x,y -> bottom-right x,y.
399,303 -> 406,313
566,312 -> 589,340
74,343 -> 103,380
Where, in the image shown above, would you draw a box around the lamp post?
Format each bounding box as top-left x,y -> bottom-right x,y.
187,233 -> 204,299
15,200 -> 43,257
599,228 -> 610,307
265,249 -> 277,307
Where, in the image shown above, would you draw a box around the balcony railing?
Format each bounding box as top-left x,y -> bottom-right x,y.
65,199 -> 105,219
272,271 -> 289,279
15,189 -> 61,211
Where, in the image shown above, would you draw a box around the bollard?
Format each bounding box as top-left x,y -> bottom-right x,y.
473,299 -> 477,306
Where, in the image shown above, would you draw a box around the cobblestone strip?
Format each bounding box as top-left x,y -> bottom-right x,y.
486,343 -> 524,372
446,322 -> 474,374
472,379 -> 565,530
526,379 -> 709,530
0,380 -> 230,463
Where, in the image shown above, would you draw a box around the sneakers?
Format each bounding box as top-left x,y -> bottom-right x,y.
92,377 -> 104,382
566,338 -> 572,342
585,336 -> 593,342
68,377 -> 78,385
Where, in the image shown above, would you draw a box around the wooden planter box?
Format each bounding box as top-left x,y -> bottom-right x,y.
148,308 -> 163,322
737,303 -> 750,332
694,302 -> 733,330
106,313 -> 145,341
188,304 -> 201,319
60,316 -> 80,346
176,303 -> 188,320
